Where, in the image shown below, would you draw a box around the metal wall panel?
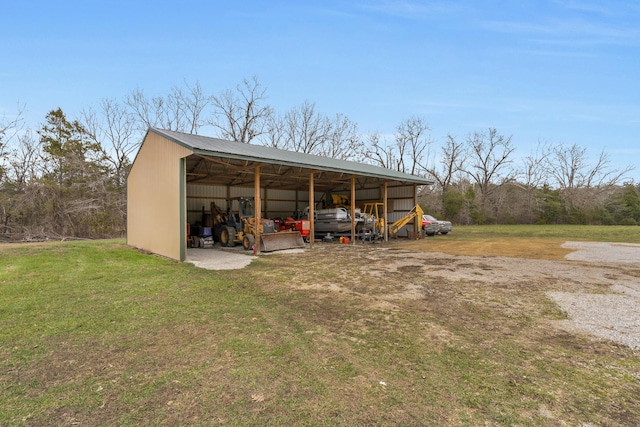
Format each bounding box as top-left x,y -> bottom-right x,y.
187,184 -> 226,199
230,187 -> 255,198
394,198 -> 415,211
127,132 -> 192,261
265,200 -> 299,217
185,184 -> 310,222
355,187 -> 381,202
387,185 -> 414,198
265,188 -> 295,200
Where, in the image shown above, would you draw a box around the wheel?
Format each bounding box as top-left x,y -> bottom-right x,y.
220,226 -> 236,247
440,232 -> 448,235
426,232 -> 435,237
242,234 -> 255,251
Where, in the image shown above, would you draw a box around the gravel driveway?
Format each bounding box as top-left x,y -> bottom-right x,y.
561,241 -> 640,263
549,241 -> 640,350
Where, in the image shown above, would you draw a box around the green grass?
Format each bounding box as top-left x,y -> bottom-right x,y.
444,224 -> 640,243
1,233 -> 639,426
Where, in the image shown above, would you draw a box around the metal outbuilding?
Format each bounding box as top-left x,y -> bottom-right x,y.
127,128 -> 434,261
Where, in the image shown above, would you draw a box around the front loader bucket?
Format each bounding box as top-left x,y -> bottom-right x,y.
260,231 -> 306,252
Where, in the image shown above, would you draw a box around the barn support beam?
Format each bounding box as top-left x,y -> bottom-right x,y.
350,176 -> 356,244
383,181 -> 389,242
414,183 -> 419,239
309,172 -> 315,248
254,165 -> 261,254
180,157 -> 187,262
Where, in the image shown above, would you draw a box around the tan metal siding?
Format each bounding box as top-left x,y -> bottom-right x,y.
355,188 -> 381,202
387,185 -> 418,237
230,187 -> 255,198
394,198 -> 415,211
387,185 -> 415,198
127,133 -> 192,261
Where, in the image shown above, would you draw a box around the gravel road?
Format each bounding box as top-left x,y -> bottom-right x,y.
551,241 -> 640,350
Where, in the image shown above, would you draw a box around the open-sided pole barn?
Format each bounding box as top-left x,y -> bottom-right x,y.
127,128 -> 433,262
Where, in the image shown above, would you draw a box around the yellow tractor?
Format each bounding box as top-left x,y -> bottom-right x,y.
218,197 -> 305,252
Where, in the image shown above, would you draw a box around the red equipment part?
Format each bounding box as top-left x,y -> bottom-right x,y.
281,217 -> 311,241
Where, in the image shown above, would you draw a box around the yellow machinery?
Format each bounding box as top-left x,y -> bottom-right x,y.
388,205 -> 423,238
218,197 -> 305,252
331,194 -> 350,208
362,203 -> 386,237
362,203 -> 423,239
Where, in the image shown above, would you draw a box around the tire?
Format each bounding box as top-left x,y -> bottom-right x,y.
242,234 -> 255,251
220,226 -> 236,247
441,232 -> 448,235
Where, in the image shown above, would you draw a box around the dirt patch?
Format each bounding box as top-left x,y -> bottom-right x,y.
400,237 -> 574,260
188,239 -> 640,350
246,240 -> 640,351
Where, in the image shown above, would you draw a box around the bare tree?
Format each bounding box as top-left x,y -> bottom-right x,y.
262,114 -> 287,150
549,143 -> 634,214
0,106 -> 25,182
363,131 -> 396,169
264,101 -> 361,160
1,121 -> 37,237
550,143 -> 633,190
513,139 -> 552,222
282,101 -> 329,153
126,80 -> 211,134
426,134 -> 467,192
210,76 -> 273,143
181,81 -> 212,134
395,116 -> 431,175
364,116 -> 431,174
464,128 -> 516,219
126,88 -> 166,132
8,130 -> 41,184
311,113 -> 362,161
81,98 -> 138,189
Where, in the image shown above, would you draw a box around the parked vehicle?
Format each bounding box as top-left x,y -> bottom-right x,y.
421,215 -> 438,236
422,214 -> 452,235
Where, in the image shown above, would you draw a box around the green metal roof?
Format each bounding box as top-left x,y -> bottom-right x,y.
152,128 -> 434,186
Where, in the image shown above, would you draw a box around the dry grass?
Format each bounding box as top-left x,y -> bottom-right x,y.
398,236 -> 573,260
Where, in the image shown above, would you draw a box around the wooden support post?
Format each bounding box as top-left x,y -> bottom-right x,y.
383,181 -> 389,242
414,183 -> 419,239
350,176 -> 356,244
254,165 -> 261,254
309,172 -> 315,248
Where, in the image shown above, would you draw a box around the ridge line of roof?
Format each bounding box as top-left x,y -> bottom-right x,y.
150,128 -> 434,185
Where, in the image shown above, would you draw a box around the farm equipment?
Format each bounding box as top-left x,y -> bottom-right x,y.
218,197 -> 306,252
388,205 -> 424,238
362,203 -> 386,239
280,215 -> 311,242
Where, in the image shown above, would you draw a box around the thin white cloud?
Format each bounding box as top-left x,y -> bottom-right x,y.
552,0 -> 615,15
481,17 -> 640,47
553,0 -> 640,16
354,0 -> 467,20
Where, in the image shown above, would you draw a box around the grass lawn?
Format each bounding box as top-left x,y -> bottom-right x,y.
401,224 -> 640,259
1,227 -> 639,426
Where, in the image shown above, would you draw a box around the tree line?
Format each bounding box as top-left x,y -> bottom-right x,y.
0,77 -> 637,241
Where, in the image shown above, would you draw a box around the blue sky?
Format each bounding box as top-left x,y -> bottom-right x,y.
2,0 -> 639,180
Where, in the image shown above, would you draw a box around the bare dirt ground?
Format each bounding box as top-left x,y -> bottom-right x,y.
191,240 -> 640,350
